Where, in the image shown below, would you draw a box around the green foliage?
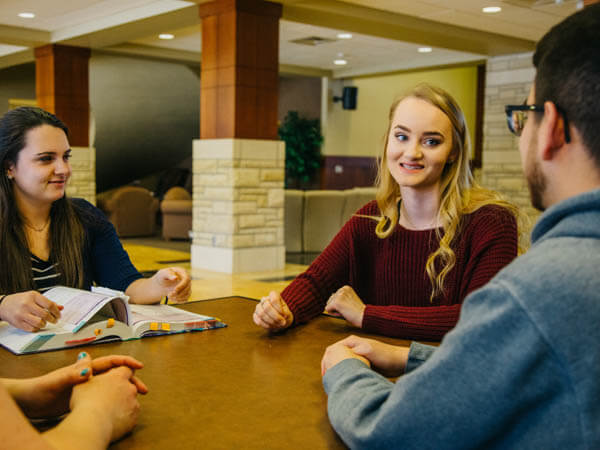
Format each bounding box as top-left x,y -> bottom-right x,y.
278,111 -> 323,187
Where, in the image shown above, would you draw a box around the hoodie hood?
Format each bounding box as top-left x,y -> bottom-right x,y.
532,188 -> 600,245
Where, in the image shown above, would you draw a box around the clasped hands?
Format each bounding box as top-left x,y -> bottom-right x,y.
8,352 -> 147,443
253,285 -> 366,332
320,335 -> 410,378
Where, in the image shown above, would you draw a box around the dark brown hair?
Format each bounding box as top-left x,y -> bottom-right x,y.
0,107 -> 85,293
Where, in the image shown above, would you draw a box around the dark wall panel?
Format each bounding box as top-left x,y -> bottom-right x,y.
90,54 -> 199,192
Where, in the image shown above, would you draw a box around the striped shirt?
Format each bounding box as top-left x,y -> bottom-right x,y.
31,254 -> 60,293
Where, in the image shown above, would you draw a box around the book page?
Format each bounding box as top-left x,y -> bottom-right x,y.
130,304 -> 214,326
45,287 -> 127,332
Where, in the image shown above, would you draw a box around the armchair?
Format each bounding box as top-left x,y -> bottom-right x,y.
97,186 -> 159,237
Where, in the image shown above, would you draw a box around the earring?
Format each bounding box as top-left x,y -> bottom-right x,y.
6,173 -> 12,180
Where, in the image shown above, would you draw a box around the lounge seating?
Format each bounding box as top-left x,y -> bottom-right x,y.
97,186 -> 159,237
160,187 -> 192,240
285,186 -> 377,254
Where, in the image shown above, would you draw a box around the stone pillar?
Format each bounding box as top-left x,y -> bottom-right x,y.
192,0 -> 284,274
481,53 -> 538,226
35,44 -> 95,204
192,138 -> 284,273
66,146 -> 96,205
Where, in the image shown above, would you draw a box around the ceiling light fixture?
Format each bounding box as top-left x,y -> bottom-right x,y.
159,33 -> 174,40
337,33 -> 353,39
18,12 -> 35,19
418,47 -> 433,53
334,59 -> 348,66
482,6 -> 502,13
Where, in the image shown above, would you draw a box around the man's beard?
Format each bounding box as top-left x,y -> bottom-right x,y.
526,156 -> 547,212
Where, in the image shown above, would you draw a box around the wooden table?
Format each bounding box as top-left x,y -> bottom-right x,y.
0,297 -> 411,449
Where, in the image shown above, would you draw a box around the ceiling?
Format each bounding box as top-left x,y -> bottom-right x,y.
0,0 -> 582,78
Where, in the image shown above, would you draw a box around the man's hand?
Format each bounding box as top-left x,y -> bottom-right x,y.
333,335 -> 409,377
321,338 -> 371,376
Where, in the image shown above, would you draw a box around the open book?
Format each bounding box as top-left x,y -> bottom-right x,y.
0,286 -> 226,354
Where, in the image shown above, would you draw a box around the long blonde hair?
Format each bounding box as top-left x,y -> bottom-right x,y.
373,83 -> 525,301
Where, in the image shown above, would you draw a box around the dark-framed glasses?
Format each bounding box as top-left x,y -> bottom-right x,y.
505,104 -> 543,137
505,102 -> 571,142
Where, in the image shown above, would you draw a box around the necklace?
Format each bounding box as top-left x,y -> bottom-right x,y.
399,202 -> 437,230
23,217 -> 51,233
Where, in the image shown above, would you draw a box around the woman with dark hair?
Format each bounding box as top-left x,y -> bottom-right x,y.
0,106 -> 190,332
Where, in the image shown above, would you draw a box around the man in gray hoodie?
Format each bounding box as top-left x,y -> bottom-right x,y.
321,4 -> 600,449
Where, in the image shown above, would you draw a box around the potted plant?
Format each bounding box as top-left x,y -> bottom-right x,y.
278,111 -> 323,189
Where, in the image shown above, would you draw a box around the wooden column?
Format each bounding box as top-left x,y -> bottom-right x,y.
199,0 -> 281,140
584,0 -> 599,5
34,44 -> 91,147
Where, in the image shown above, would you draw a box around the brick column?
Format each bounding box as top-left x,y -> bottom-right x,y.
35,44 -> 95,204
192,0 -> 284,274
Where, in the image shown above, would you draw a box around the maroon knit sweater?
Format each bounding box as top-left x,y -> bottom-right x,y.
282,201 -> 518,340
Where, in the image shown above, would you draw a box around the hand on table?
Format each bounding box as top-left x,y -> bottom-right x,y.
12,352 -> 147,419
0,291 -> 62,332
253,291 -> 294,331
321,337 -> 371,376
153,267 -> 191,303
69,363 -> 144,443
325,286 -> 366,328
331,335 -> 409,377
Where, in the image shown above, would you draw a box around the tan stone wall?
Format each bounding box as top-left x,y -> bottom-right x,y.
191,138 -> 285,273
482,53 -> 539,227
66,146 -> 96,205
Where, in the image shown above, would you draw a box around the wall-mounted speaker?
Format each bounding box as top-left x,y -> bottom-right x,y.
333,86 -> 358,110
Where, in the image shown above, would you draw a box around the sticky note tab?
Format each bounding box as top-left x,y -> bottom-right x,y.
161,323 -> 171,331
107,318 -> 115,328
150,322 -> 159,331
94,328 -> 102,336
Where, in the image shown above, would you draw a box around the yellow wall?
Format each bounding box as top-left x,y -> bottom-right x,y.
323,65 -> 479,158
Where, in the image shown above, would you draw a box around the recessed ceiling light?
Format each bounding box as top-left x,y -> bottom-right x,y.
337,33 -> 353,39
159,33 -> 174,40
18,12 -> 35,19
334,59 -> 348,66
482,6 -> 502,13
418,47 -> 433,53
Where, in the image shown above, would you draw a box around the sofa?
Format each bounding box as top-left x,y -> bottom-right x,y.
284,187 -> 377,255
97,186 -> 159,237
160,186 -> 192,240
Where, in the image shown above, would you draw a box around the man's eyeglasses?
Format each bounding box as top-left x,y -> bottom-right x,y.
505,104 -> 543,137
505,103 -> 571,142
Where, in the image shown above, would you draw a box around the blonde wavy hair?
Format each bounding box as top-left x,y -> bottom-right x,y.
372,83 -> 525,301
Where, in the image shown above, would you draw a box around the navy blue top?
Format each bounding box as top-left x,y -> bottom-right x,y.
73,198 -> 143,291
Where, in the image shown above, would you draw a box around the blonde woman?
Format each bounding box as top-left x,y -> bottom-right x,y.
254,84 -> 522,340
